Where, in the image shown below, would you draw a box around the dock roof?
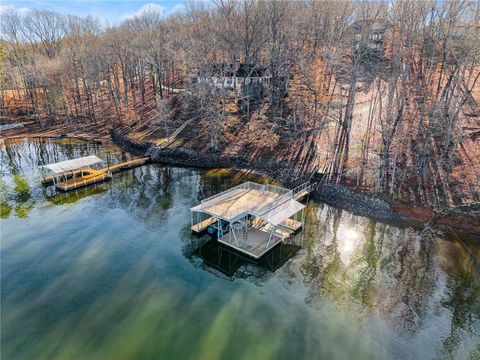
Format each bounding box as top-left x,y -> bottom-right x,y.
42,155 -> 103,174
191,182 -> 305,224
261,199 -> 305,226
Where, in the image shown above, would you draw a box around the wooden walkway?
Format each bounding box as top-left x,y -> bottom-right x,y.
44,157 -> 150,191
102,157 -> 150,173
156,116 -> 199,148
281,218 -> 303,231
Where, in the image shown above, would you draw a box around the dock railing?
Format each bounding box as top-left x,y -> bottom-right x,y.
292,182 -> 317,199
199,182 -> 289,208
200,182 -> 249,205
265,183 -> 290,195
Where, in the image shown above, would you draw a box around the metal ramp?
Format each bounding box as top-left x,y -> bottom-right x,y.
292,182 -> 317,200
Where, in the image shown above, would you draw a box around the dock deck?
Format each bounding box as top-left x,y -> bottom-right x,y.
56,168 -> 112,191
281,218 -> 303,231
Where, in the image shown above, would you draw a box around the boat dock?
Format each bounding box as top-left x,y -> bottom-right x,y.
41,156 -> 150,191
56,168 -> 112,191
190,181 -> 316,259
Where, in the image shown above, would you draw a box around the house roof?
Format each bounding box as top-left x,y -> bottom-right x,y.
351,19 -> 390,33
41,155 -> 103,174
235,64 -> 268,77
198,63 -> 269,78
198,63 -> 235,77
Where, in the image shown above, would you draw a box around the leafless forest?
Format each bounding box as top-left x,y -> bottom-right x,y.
1,0 -> 479,208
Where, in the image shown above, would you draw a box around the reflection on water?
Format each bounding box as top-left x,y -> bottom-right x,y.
186,234 -> 302,278
1,138 -> 479,360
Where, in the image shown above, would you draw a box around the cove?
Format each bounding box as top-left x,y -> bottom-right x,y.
1,138 -> 479,360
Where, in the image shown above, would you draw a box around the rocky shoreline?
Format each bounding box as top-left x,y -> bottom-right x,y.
111,129 -> 414,227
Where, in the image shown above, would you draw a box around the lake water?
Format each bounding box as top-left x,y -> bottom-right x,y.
1,138 -> 479,360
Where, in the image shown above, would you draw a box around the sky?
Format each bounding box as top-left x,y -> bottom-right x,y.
0,0 -> 189,25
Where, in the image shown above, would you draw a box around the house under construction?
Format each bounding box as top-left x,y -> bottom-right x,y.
190,181 -> 316,259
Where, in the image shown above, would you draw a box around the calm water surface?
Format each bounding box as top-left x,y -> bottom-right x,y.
1,138 -> 479,360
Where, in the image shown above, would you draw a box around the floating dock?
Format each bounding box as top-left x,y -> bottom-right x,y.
190,181 -> 316,259
41,156 -> 150,191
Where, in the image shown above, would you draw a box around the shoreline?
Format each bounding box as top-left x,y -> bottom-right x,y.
110,130 -> 436,230
1,124 -> 478,236
110,129 -> 480,237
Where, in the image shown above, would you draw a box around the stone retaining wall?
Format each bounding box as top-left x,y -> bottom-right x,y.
111,129 -> 411,226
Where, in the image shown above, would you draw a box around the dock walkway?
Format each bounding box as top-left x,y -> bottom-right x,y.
103,157 -> 150,173
191,217 -> 217,233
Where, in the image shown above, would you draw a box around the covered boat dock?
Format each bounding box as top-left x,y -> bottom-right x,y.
41,155 -> 111,191
40,155 -> 150,191
190,181 -> 316,259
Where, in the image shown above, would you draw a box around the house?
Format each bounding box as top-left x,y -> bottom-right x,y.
350,19 -> 390,54
194,62 -> 271,97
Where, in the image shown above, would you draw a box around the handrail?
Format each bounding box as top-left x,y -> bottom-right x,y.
292,182 -> 309,195
265,183 -> 289,195
200,181 -> 291,205
292,181 -> 317,199
200,182 -> 247,205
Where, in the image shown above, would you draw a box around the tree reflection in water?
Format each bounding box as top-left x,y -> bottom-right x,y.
1,137 -> 479,359
185,234 -> 302,279
292,203 -> 479,357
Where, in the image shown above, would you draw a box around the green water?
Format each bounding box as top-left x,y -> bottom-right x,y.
1,138 -> 479,360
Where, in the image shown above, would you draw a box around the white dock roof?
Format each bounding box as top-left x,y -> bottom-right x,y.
42,155 -> 103,174
261,199 -> 305,226
191,181 -> 306,225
